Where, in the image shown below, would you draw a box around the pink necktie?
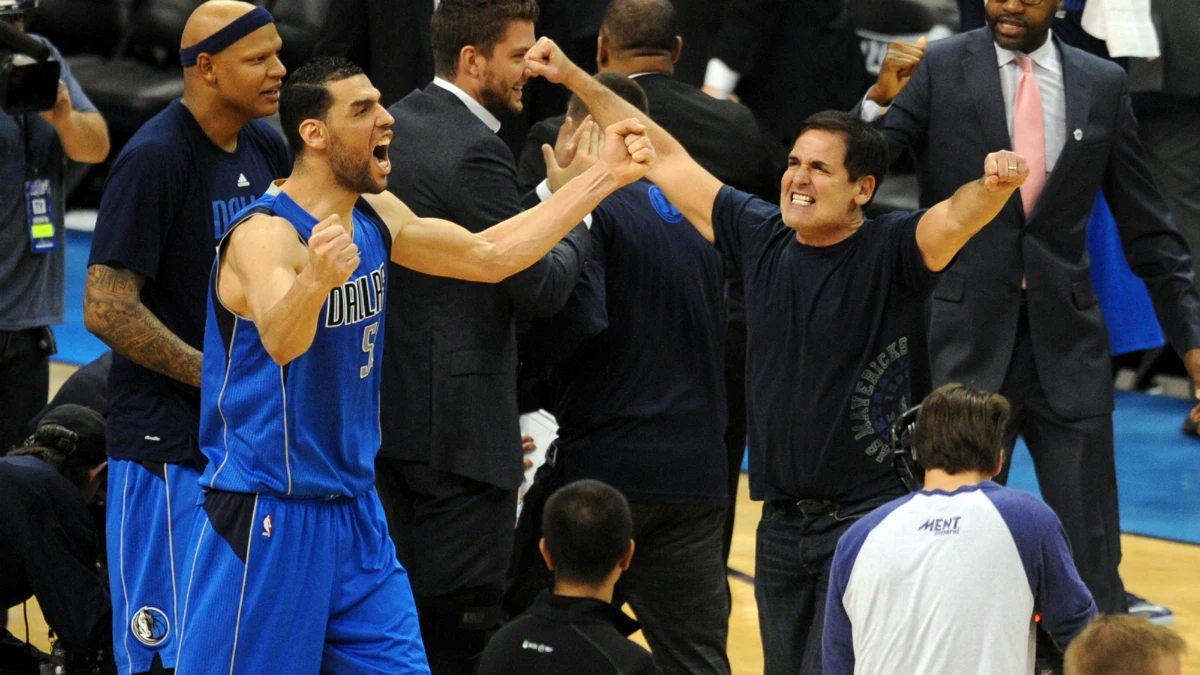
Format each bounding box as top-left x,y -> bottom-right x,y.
1012,56 -> 1047,216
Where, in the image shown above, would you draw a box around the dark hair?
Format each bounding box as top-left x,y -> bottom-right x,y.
542,480 -> 633,586
567,72 -> 649,119
600,0 -> 678,57
279,57 -> 365,157
1064,615 -> 1188,675
8,404 -> 107,491
913,384 -> 1009,475
431,0 -> 540,78
795,110 -> 891,197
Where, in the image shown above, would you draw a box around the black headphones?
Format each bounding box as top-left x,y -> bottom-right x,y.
890,404 -> 924,492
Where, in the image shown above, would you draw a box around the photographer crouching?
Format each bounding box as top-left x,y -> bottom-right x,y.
1,404 -> 113,674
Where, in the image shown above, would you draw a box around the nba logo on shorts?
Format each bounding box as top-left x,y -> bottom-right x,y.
131,607 -> 169,647
262,514 -> 273,538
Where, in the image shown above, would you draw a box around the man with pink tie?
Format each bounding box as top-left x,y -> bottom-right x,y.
857,0 -> 1200,622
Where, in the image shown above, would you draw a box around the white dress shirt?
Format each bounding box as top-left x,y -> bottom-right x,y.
859,37 -> 1068,172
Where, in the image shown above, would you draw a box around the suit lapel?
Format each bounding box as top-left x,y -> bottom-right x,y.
963,30 -> 1012,156
1029,38 -> 1091,224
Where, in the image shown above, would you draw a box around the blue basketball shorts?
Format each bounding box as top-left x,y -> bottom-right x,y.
107,459 -> 203,674
175,488 -> 430,674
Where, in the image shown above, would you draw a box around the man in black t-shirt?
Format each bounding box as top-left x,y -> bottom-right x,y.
525,39 -> 1032,675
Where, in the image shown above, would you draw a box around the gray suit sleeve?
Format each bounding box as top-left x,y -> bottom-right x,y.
450,143 -> 590,320
1106,77 -> 1200,354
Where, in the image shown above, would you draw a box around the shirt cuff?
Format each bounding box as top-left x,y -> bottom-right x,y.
537,179 -> 592,229
703,58 -> 740,99
860,94 -> 889,122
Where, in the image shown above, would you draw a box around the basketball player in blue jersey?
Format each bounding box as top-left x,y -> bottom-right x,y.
84,3 -> 289,673
173,57 -> 654,674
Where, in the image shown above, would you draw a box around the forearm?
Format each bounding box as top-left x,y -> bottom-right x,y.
53,111 -> 109,163
947,178 -> 1015,234
253,269 -> 331,366
477,163 -> 618,278
84,268 -> 202,387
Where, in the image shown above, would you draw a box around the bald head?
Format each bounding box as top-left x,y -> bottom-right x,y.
600,0 -> 678,57
181,0 -> 261,50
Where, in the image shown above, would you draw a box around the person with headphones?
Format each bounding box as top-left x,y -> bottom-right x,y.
0,404 -> 112,675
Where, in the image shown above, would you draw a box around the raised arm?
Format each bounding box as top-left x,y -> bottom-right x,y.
525,38 -> 724,242
219,214 -> 358,365
363,119 -> 654,282
916,150 -> 1027,272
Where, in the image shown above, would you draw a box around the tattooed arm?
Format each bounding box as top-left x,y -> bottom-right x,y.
83,264 -> 203,387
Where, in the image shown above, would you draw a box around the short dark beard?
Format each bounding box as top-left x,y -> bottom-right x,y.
330,140 -> 380,195
987,14 -> 1051,53
478,76 -> 522,119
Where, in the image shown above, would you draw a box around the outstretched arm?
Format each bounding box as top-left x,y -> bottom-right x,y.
363,119 -> 655,281
219,214 -> 359,365
916,150 -> 1027,272
525,38 -> 724,242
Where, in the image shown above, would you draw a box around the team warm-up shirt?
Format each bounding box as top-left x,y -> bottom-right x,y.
539,180 -> 729,507
199,185 -> 393,499
89,100 -> 290,467
712,186 -> 938,504
824,482 -> 1097,675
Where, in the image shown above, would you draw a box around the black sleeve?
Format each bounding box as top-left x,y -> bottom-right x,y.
709,0 -> 782,75
888,209 -> 941,299
711,185 -> 775,284
516,120 -> 561,194
524,217 -> 610,363
24,498 -> 110,654
1106,75 -> 1200,354
312,0 -> 371,69
504,224 -> 592,320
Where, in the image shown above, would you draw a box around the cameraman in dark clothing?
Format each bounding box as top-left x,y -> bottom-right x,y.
481,480 -> 658,675
0,405 -> 112,674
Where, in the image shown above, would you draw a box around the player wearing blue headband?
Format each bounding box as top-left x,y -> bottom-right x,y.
84,3 -> 291,674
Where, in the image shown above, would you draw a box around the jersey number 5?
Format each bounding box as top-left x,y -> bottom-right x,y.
361,321 -> 380,378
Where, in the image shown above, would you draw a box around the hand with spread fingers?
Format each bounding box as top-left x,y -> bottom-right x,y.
600,118 -> 656,186
982,150 -> 1029,192
544,116 -> 603,192
867,36 -> 928,106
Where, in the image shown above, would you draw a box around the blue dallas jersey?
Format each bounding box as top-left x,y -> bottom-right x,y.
199,184 -> 392,498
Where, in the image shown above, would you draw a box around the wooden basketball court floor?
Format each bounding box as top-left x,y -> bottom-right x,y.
11,362 -> 1200,672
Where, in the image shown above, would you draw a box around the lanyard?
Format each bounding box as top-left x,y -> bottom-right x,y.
16,113 -> 39,180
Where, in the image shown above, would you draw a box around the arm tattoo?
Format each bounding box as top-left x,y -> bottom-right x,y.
84,265 -> 204,387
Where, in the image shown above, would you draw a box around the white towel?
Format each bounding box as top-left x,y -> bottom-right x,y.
1080,0 -> 1161,58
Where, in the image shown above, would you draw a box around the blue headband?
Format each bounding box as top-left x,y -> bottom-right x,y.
179,6 -> 274,67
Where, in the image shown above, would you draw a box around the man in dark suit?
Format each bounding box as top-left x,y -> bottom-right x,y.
379,1 -> 592,673
700,0 -> 872,150
516,0 -> 778,199
311,0 -> 435,108
859,0 -> 1200,619
517,3 -> 776,570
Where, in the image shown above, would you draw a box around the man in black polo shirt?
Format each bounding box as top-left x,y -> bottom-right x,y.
525,73 -> 729,675
526,39 -> 1032,675
480,480 -> 657,675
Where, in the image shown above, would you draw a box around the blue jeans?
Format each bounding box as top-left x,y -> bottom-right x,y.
755,498 -> 890,675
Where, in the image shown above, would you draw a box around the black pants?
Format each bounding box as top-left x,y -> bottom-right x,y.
0,328 -> 52,453
374,457 -> 515,675
995,307 -> 1127,613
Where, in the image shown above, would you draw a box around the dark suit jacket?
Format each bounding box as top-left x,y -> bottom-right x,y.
869,28 -> 1200,419
517,73 -> 779,199
312,0 -> 434,108
710,0 -> 871,145
381,84 -> 590,489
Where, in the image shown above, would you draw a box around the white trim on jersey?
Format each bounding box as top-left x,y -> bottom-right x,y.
279,367 -> 293,496
118,463 -> 134,675
209,319 -> 240,487
228,496 -> 260,674
162,463 -> 180,649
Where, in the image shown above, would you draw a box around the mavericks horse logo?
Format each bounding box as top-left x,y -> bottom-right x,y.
131,606 -> 169,646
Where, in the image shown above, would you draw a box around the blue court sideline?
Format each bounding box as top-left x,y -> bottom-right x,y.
57,230 -> 1200,545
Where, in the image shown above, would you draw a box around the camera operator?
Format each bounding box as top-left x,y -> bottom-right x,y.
0,0 -> 109,452
1,404 -> 112,675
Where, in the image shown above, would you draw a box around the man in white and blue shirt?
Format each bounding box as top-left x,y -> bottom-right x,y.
824,383 -> 1097,675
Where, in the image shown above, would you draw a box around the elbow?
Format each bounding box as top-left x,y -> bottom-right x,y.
475,242 -> 512,284
70,137 -> 110,164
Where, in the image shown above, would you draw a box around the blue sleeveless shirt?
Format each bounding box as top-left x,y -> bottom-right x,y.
199,184 -> 392,498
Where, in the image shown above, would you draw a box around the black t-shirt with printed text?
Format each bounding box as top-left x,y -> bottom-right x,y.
713,186 -> 940,505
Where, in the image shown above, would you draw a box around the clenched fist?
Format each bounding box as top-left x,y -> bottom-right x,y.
982,150 -> 1029,192
867,36 -> 927,106
307,215 -> 359,290
600,119 -> 656,187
